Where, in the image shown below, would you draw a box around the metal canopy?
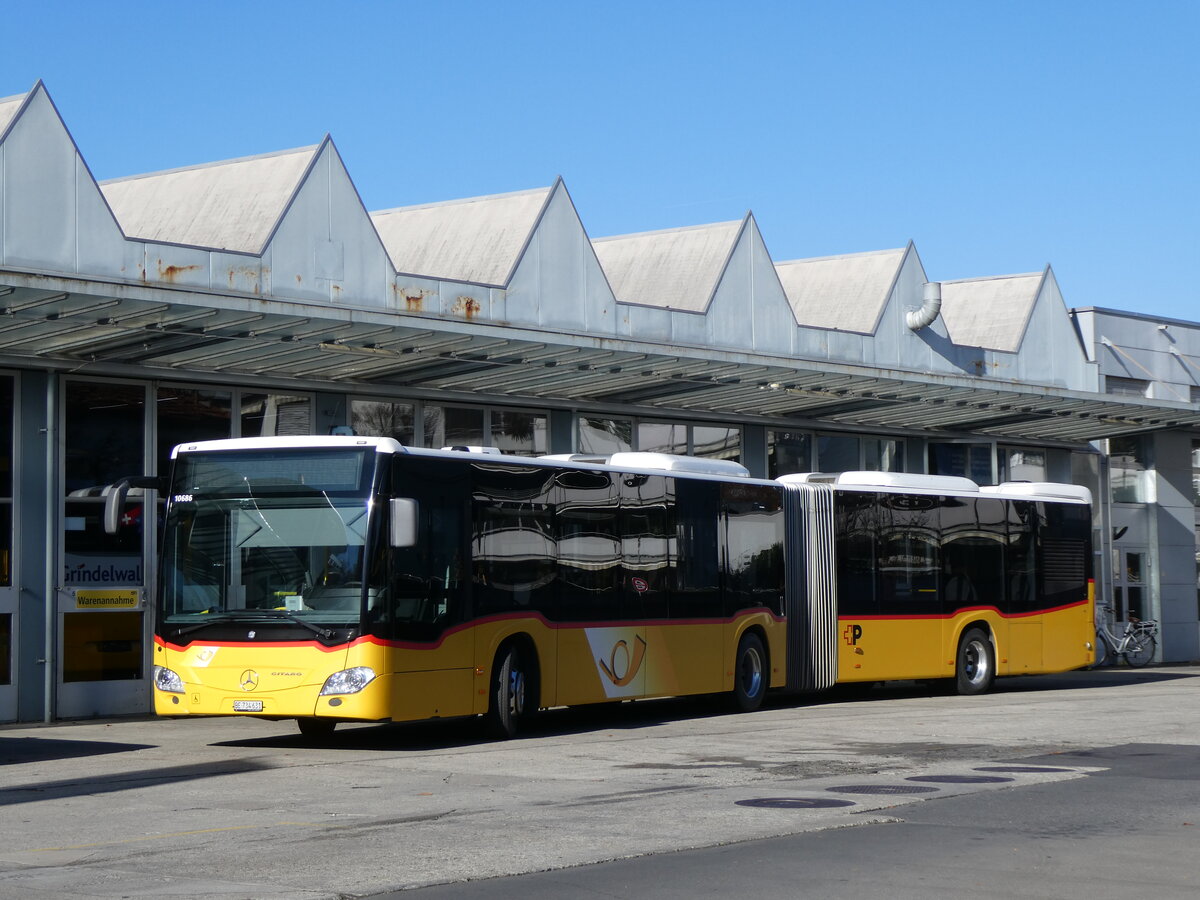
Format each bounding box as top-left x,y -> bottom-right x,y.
2,278 -> 1197,444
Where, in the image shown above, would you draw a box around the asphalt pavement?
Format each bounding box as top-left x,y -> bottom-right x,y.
1,666 -> 1197,898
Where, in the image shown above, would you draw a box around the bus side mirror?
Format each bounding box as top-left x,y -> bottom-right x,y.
102,476 -> 165,535
390,498 -> 418,548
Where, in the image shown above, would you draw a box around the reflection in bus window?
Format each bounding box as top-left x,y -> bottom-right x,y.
877,494 -> 939,613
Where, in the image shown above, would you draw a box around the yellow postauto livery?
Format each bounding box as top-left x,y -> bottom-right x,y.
139,437 -> 1093,738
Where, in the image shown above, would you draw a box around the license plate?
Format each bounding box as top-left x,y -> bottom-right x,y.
233,700 -> 264,712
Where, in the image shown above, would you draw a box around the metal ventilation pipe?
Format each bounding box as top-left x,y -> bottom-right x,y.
906,281 -> 942,331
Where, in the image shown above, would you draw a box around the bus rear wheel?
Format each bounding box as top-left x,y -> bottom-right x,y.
486,644 -> 533,739
955,628 -> 995,695
733,632 -> 767,713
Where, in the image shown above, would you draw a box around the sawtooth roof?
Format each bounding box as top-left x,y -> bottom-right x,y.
100,145 -> 318,253
371,186 -> 552,286
940,272 -> 1044,352
775,247 -> 906,333
0,90 -> 27,139
592,219 -> 743,312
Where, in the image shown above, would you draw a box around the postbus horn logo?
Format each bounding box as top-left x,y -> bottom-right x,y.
598,635 -> 647,687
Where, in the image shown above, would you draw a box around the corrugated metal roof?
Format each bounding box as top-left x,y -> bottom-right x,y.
940,272 -> 1043,352
371,187 -> 552,286
775,248 -> 906,332
593,220 -> 743,312
0,91 -> 27,139
1,274 -> 1196,444
100,146 -> 318,253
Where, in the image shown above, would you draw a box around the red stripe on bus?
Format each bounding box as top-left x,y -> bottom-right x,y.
156,607 -> 784,653
838,598 -> 1089,622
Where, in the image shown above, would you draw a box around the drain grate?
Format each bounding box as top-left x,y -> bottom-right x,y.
973,765 -> 1075,773
907,774 -> 1014,784
826,784 -> 940,795
736,797 -> 857,809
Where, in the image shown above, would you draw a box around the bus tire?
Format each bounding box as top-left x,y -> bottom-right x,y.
733,632 -> 767,713
486,644 -> 532,739
297,717 -> 336,738
955,627 -> 995,695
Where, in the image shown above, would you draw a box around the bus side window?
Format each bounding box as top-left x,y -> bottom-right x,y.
877,494 -> 939,614
720,483 -> 784,617
556,469 -> 619,621
835,492 -> 877,616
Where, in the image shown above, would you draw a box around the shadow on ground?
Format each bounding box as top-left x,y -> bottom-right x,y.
211,667 -> 1200,753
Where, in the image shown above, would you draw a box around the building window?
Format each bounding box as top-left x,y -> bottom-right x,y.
1108,436 -> 1149,504
1105,376 -> 1149,397
929,442 -> 993,484
636,421 -> 741,462
0,375 -> 11,588
1192,439 -> 1200,506
767,432 -> 812,478
1112,549 -> 1147,622
62,611 -> 143,682
0,614 -> 9,686
63,381 -> 147,588
692,426 -> 740,461
491,410 -> 548,456
864,438 -> 904,473
769,431 -> 904,478
241,393 -> 311,437
427,405 -> 484,449
1000,447 -> 1047,483
351,398 -> 547,457
578,417 -> 633,454
351,400 -> 415,445
157,387 -> 232,476
638,422 -> 689,456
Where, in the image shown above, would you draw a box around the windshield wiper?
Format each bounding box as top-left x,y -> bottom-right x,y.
169,609 -> 342,641
259,609 -> 337,640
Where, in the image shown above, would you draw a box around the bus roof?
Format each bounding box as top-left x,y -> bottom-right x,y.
171,435 -> 405,458
777,470 -> 1091,504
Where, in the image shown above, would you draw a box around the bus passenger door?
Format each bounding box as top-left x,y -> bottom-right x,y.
1005,500 -> 1042,673
385,458 -> 474,721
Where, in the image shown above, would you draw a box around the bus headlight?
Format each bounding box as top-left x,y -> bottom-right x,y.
152,665 -> 185,694
320,666 -> 376,695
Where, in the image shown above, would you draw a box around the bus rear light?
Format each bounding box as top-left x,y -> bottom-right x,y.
153,665 -> 185,694
320,667 -> 376,695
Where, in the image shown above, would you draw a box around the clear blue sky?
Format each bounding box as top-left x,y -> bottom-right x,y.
4,1 -> 1197,321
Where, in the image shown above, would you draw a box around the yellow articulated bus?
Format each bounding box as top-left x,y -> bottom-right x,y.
108,437 -> 1094,738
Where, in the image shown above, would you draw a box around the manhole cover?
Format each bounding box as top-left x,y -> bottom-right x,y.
826,784 -> 940,795
736,797 -> 856,809
973,765 -> 1074,773
907,774 -> 1014,784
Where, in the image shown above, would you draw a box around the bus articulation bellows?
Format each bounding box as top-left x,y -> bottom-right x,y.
117,437 -> 1094,738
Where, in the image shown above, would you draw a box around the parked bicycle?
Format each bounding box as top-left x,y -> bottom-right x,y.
1094,604 -> 1158,667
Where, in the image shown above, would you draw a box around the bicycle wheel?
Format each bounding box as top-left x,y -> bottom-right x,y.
1123,633 -> 1156,668
1092,632 -> 1111,668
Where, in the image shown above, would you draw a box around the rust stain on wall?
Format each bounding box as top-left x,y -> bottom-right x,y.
395,285 -> 434,313
156,260 -> 202,283
452,296 -> 482,319
227,266 -> 261,292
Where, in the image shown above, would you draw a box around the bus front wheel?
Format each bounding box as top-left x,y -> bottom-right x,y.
733,632 -> 767,713
297,717 -> 336,738
955,628 -> 995,695
486,644 -> 532,739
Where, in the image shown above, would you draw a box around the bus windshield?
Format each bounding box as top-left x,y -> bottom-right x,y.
159,448 -> 378,631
